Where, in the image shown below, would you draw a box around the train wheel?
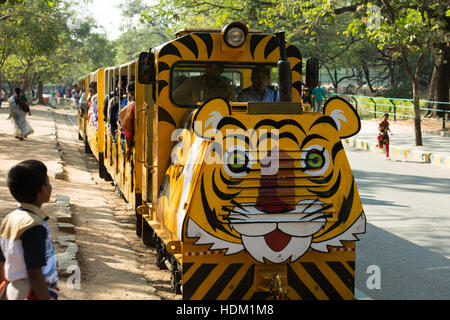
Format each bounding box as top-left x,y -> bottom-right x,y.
84,136 -> 91,154
104,171 -> 113,182
99,161 -> 107,179
155,237 -> 168,270
170,258 -> 182,294
136,213 -> 142,237
142,219 -> 156,247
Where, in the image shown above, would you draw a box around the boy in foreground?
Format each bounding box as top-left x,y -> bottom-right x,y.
0,160 -> 59,300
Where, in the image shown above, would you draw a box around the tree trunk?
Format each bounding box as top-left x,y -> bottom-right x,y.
402,48 -> 424,146
37,79 -> 44,105
412,80 -> 423,146
426,46 -> 450,118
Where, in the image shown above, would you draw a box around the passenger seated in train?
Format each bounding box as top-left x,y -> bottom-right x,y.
173,63 -> 235,106
118,81 -> 135,158
87,81 -> 98,128
237,66 -> 278,102
107,87 -> 120,142
79,90 -> 89,114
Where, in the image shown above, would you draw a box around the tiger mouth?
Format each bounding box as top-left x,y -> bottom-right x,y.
228,199 -> 330,253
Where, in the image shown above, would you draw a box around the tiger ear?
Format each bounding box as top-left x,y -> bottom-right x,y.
323,97 -> 361,138
193,98 -> 231,139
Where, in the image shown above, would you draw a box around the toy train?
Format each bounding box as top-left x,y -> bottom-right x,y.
77,22 -> 366,300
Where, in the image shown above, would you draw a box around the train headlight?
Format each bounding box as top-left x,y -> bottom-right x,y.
222,22 -> 248,48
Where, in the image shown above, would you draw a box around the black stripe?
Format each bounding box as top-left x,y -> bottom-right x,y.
254,119 -> 306,135
287,264 -> 316,300
158,106 -> 176,127
310,116 -> 338,131
183,264 -> 217,300
203,263 -> 243,300
321,179 -> 355,235
200,177 -> 238,238
307,171 -> 341,198
158,61 -> 170,73
280,131 -> 299,145
292,81 -> 302,97
159,43 -> 182,58
256,131 -> 274,147
228,265 -> 255,300
346,261 -> 355,271
300,134 -> 328,150
301,262 -> 343,300
212,175 -> 241,200
195,33 -> 213,59
217,116 -> 248,131
292,61 -> 302,75
183,263 -> 194,275
250,34 -> 267,59
219,169 -> 242,186
286,44 -> 302,59
308,171 -> 333,185
326,261 -> 354,294
264,37 -> 279,59
332,141 -> 344,161
176,34 -> 199,59
230,200 -> 247,212
158,80 -> 168,96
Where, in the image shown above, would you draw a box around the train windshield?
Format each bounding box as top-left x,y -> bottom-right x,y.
170,61 -> 278,107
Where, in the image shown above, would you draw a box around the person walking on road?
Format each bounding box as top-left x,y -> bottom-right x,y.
0,87 -> 6,108
311,81 -> 326,112
377,112 -> 393,160
8,87 -> 34,141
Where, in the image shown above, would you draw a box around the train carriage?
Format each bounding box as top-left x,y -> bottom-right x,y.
79,22 -> 366,300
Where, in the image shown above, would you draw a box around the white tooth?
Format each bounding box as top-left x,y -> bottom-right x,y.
231,223 -> 276,236
296,199 -> 325,205
231,206 -> 262,215
278,221 -> 325,236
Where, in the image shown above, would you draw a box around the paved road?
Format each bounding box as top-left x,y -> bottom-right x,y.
347,148 -> 450,299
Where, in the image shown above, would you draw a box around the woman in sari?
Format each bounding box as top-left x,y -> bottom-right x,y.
8,88 -> 33,141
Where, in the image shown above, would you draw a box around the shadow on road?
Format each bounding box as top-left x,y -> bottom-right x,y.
356,223 -> 449,300
353,169 -> 450,195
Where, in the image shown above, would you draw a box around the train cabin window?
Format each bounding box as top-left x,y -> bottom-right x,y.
170,62 -> 277,107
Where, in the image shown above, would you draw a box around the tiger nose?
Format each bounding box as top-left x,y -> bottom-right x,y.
256,149 -> 296,213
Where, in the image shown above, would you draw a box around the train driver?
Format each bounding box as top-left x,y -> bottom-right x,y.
173,63 -> 235,106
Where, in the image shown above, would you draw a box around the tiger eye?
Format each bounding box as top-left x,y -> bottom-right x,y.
306,150 -> 324,169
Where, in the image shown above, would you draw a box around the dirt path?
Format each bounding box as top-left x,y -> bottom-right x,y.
0,103 -> 179,300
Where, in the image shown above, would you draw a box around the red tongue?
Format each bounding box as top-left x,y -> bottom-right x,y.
264,229 -> 292,252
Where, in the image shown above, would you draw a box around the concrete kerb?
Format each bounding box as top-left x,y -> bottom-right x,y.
49,110 -> 66,180
342,138 -> 449,166
54,194 -> 79,277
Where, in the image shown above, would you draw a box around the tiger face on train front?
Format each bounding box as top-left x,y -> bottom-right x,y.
184,97 -> 366,264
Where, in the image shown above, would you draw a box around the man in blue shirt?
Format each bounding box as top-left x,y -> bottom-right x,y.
237,66 -> 278,102
311,81 -> 326,112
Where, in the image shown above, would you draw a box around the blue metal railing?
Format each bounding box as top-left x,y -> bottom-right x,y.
329,93 -> 450,129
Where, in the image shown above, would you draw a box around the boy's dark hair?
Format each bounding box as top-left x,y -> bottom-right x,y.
7,160 -> 48,204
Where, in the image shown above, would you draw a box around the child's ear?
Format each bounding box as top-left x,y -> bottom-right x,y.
323,97 -> 361,138
193,98 -> 231,140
